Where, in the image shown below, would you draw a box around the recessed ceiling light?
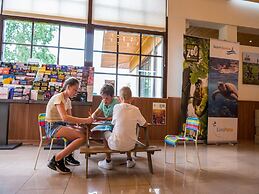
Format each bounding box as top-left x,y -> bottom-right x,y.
249,40 -> 253,43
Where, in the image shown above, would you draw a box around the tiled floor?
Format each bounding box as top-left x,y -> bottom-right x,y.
1,142 -> 259,194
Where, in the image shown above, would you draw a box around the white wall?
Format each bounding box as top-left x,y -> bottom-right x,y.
239,45 -> 259,101
168,0 -> 259,98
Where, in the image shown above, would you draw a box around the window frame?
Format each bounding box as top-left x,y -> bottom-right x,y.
1,16 -> 87,66
92,25 -> 165,97
0,0 -> 168,98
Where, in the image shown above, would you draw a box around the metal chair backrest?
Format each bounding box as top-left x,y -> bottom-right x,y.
38,113 -> 46,139
184,117 -> 200,140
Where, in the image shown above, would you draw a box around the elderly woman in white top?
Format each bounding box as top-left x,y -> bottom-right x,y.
45,77 -> 93,174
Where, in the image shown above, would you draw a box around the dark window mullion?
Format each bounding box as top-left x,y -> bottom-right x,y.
32,44 -> 84,51
0,16 -> 3,61
94,72 -> 117,76
2,42 -> 32,47
1,0 -> 3,15
115,31 -> 119,96
141,54 -> 163,58
30,21 -> 34,59
93,50 -> 141,57
85,25 -> 93,67
138,33 -> 142,97
57,24 -> 61,65
84,25 -> 87,67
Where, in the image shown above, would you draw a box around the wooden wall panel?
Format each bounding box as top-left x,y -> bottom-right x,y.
8,103 -> 29,140
8,97 -> 170,143
132,97 -> 168,141
238,101 -> 259,140
8,97 -> 258,143
167,97 -> 182,135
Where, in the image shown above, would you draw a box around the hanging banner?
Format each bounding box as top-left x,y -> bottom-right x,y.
207,39 -> 239,144
181,35 -> 209,140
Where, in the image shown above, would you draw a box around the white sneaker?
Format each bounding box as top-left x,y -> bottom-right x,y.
126,159 -> 136,168
98,159 -> 113,170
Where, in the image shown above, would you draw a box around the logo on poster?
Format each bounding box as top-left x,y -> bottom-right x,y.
213,45 -> 237,55
212,121 -> 234,137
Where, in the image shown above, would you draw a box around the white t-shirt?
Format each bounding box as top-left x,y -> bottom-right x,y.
45,93 -> 72,122
108,103 -> 146,151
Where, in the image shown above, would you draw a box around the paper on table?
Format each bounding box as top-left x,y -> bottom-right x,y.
91,121 -> 113,132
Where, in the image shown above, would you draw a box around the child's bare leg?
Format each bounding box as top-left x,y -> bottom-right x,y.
126,152 -> 132,160
104,131 -> 112,161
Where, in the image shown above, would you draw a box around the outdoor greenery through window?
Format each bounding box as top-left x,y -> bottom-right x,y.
93,29 -> 164,97
1,19 -> 164,98
2,19 -> 85,66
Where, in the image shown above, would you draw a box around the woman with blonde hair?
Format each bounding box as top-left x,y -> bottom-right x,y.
45,77 -> 93,174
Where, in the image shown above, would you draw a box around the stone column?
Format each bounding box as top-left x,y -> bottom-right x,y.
219,25 -> 237,42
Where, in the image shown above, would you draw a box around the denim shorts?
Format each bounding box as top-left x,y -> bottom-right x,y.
45,121 -> 67,137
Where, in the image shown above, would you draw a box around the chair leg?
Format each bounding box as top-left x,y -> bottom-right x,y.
85,154 -> 89,178
147,151 -> 153,174
164,142 -> 167,163
174,145 -> 177,171
64,140 -> 67,148
34,139 -> 43,170
195,142 -> 201,170
48,139 -> 54,161
184,141 -> 187,163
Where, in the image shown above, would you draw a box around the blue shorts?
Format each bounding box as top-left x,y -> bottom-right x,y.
45,121 -> 67,137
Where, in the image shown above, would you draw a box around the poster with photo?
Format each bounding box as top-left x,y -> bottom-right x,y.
207,39 -> 239,144
181,35 -> 209,140
152,102 -> 166,125
243,52 -> 259,85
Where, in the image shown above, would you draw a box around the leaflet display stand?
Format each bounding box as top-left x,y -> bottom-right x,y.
0,100 -> 23,150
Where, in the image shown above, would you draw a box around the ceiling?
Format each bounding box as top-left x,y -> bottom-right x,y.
186,25 -> 259,47
245,0 -> 259,3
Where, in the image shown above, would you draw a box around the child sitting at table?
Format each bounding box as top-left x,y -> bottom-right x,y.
98,86 -> 147,170
91,84 -> 119,121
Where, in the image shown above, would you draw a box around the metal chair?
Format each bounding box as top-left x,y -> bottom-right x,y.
34,113 -> 67,170
164,117 -> 201,170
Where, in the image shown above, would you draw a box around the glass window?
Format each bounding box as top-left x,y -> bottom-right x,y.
117,75 -> 139,97
118,54 -> 139,75
3,20 -> 32,44
33,23 -> 59,46
142,34 -> 163,56
59,49 -> 84,66
93,74 -> 116,95
32,47 -> 58,64
140,77 -> 163,98
92,28 -> 164,98
93,52 -> 116,73
60,25 -> 85,49
94,29 -> 117,52
2,19 -> 87,67
3,44 -> 31,63
119,32 -> 140,54
140,56 -> 163,77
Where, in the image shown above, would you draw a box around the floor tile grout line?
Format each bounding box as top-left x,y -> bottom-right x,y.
14,170 -> 36,194
107,173 -> 112,194
63,171 -> 73,194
